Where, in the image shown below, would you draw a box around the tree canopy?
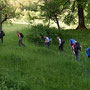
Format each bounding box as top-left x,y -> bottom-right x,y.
0,0 -> 90,30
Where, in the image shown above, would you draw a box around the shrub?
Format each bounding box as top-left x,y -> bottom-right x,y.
28,24 -> 61,45
28,24 -> 47,45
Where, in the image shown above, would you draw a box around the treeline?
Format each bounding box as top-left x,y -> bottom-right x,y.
0,0 -> 90,31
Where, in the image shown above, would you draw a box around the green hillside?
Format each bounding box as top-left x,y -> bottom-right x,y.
0,24 -> 90,90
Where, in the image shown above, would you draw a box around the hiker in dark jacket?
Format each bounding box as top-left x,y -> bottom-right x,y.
57,37 -> 65,51
72,41 -> 82,61
0,31 -> 5,44
17,32 -> 25,47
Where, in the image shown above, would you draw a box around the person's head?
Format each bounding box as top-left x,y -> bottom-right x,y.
43,36 -> 46,39
75,41 -> 77,43
17,32 -> 20,34
17,32 -> 20,36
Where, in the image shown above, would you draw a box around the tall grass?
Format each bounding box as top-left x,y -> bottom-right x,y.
0,24 -> 90,90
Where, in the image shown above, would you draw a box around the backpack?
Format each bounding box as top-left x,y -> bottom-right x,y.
86,48 -> 90,57
74,42 -> 81,51
0,31 -> 5,38
61,39 -> 65,44
2,31 -> 5,36
20,33 -> 24,38
49,37 -> 52,42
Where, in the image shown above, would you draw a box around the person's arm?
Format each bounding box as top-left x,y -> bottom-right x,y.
72,44 -> 75,50
45,37 -> 49,43
59,39 -> 61,46
3,32 -> 5,36
17,33 -> 21,39
80,46 -> 82,50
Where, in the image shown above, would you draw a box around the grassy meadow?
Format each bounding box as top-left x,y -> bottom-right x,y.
0,24 -> 90,90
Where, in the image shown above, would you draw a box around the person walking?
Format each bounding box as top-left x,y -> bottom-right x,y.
43,36 -> 52,48
17,32 -> 25,47
72,41 -> 82,61
0,31 -> 5,44
57,37 -> 65,51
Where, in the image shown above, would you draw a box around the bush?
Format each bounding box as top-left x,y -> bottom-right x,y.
28,24 -> 61,45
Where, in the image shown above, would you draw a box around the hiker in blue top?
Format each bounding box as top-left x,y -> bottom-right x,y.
70,39 -> 76,46
86,47 -> 90,58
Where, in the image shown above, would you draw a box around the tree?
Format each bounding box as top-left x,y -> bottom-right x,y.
85,1 -> 90,27
40,0 -> 69,30
64,0 -> 89,30
12,0 -> 40,24
76,0 -> 88,30
0,0 -> 15,31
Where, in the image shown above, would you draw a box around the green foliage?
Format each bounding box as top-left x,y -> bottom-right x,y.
63,13 -> 76,25
28,24 -> 48,45
85,2 -> 90,24
11,0 -> 40,22
15,8 -> 22,18
68,0 -> 90,27
0,0 -> 15,18
28,24 -> 61,45
1,0 -> 90,29
40,0 -> 67,18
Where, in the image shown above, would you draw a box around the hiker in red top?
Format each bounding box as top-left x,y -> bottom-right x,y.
17,32 -> 25,47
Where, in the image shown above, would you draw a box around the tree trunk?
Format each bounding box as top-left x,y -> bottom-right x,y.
76,4 -> 87,30
0,12 -> 2,32
54,14 -> 60,30
48,18 -> 50,27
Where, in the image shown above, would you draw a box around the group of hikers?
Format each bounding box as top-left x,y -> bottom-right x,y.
0,30 -> 90,61
0,30 -> 25,47
43,36 -> 90,61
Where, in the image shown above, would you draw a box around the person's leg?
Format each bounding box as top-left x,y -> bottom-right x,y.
47,42 -> 50,48
45,42 -> 49,48
60,44 -> 63,51
76,50 -> 80,61
1,37 -> 3,44
21,38 -> 25,47
19,39 -> 21,47
61,44 -> 64,51
59,45 -> 61,51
